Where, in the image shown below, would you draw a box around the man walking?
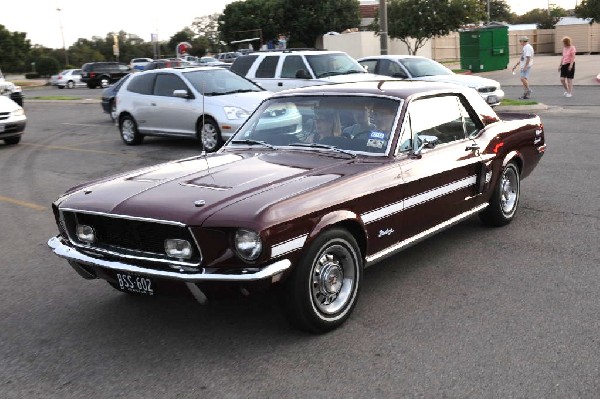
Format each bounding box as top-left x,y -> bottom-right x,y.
512,36 -> 534,99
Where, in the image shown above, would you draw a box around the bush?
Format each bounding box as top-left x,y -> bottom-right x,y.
25,73 -> 40,79
35,56 -> 61,77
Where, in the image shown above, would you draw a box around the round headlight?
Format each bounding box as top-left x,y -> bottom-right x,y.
234,229 -> 262,261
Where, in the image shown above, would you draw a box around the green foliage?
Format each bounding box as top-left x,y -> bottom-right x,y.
0,24 -> 31,72
219,0 -> 360,49
479,0 -> 513,22
35,56 -> 60,77
24,73 -> 40,79
575,0 -> 600,21
513,8 -> 569,29
376,0 -> 484,55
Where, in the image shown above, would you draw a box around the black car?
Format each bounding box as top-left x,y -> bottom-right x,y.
81,62 -> 131,89
100,73 -> 132,122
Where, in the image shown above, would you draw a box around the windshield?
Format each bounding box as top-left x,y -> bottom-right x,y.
398,58 -> 453,77
230,95 -> 401,156
183,68 -> 263,95
305,53 -> 366,78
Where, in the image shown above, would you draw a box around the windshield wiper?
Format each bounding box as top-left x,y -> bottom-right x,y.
201,91 -> 224,96
230,139 -> 275,149
317,71 -> 342,78
223,89 -> 261,94
288,143 -> 355,158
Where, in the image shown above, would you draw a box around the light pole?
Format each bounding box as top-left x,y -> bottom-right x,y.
56,7 -> 69,66
379,0 -> 388,55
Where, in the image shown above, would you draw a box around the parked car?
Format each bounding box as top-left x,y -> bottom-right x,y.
357,55 -> 505,106
115,66 -> 276,152
143,59 -> 189,70
217,51 -> 242,63
101,73 -> 132,122
50,69 -> 84,89
198,56 -> 230,68
0,96 -> 26,145
81,62 -> 131,89
0,69 -> 24,106
230,50 -> 388,92
129,58 -> 153,71
48,80 -> 546,333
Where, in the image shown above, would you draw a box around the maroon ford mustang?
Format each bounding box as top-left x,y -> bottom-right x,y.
48,80 -> 546,333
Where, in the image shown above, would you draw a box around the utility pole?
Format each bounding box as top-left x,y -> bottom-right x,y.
379,0 -> 388,55
56,7 -> 69,66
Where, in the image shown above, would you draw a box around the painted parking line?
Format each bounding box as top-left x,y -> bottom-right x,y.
21,143 -> 137,157
0,195 -> 46,211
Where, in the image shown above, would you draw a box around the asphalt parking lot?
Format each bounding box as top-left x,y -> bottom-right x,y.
1,57 -> 599,398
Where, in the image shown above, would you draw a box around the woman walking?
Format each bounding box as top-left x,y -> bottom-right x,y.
559,36 -> 576,97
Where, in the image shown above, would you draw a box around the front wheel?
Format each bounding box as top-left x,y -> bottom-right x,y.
282,228 -> 362,333
119,115 -> 143,145
480,161 -> 520,227
66,80 -> 74,89
197,117 -> 223,153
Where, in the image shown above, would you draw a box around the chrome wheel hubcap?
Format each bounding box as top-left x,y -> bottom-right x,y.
500,167 -> 518,215
122,120 -> 135,142
311,245 -> 355,314
202,123 -> 217,150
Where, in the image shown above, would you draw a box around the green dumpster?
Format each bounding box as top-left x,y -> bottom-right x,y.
460,24 -> 509,72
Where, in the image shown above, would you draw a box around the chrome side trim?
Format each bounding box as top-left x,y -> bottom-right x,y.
48,236 -> 291,282
365,204 -> 488,266
271,234 -> 308,258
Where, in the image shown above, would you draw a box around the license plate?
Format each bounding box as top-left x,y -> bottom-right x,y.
487,95 -> 498,104
115,273 -> 154,295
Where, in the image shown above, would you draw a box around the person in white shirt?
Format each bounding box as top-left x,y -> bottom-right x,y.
511,36 -> 534,99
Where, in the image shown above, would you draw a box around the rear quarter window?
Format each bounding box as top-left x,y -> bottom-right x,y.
126,73 -> 155,95
255,56 -> 279,78
230,55 -> 259,76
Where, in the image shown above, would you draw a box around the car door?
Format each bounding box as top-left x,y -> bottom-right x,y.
395,94 -> 486,239
148,72 -> 197,136
250,55 -> 281,91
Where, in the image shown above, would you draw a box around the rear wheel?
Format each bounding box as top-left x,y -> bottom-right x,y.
480,161 -> 520,227
3,136 -> 21,145
87,82 -> 96,89
197,117 -> 222,152
282,228 -> 362,333
119,115 -> 143,145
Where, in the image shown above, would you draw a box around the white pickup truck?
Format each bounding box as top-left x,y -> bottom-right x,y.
0,69 -> 24,106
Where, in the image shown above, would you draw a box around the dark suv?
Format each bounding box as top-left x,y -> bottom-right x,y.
81,62 -> 131,89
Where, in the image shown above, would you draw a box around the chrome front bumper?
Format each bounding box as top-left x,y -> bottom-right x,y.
47,235 -> 291,283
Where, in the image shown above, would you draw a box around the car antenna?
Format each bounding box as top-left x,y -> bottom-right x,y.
200,78 -> 213,180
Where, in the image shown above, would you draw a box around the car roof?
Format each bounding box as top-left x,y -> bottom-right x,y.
357,55 -> 428,61
246,50 -> 346,56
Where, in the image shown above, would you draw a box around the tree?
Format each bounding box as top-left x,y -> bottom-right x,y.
479,0 -> 513,22
376,0 -> 484,55
575,0 -> 600,21
35,56 -> 60,77
0,24 -> 31,72
192,14 -> 222,53
513,7 -> 569,29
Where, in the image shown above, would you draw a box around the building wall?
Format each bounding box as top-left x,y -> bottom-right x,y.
555,24 -> 600,53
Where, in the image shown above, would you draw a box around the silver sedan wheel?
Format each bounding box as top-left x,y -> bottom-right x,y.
121,119 -> 136,142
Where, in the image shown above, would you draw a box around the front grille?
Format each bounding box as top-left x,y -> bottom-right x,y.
61,211 -> 201,265
0,112 -> 9,121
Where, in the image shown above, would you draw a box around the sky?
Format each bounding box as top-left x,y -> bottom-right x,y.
0,0 -> 582,50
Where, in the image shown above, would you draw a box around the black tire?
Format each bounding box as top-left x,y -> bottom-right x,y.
109,100 -> 117,122
58,85 -> 65,89
87,82 -> 96,89
4,136 -> 21,145
66,80 -> 74,89
479,161 -> 520,227
282,228 -> 362,333
197,117 -> 223,152
119,115 -> 143,145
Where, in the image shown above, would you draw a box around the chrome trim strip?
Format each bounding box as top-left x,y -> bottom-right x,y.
365,204 -> 488,266
60,208 -> 185,226
48,236 -> 291,282
362,175 -> 477,224
271,234 -> 308,258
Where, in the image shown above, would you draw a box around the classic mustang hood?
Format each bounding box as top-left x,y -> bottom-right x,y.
57,151 -> 355,225
413,74 -> 498,89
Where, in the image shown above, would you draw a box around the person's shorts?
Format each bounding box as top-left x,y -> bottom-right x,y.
560,63 -> 575,79
520,66 -> 532,79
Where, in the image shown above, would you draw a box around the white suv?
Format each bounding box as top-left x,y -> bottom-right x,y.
115,66 -> 294,152
230,50 -> 389,92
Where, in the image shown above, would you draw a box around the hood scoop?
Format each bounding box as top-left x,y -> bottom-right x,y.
180,182 -> 231,191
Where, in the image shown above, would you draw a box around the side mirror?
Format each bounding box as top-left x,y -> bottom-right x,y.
295,69 -> 311,79
413,135 -> 439,157
173,89 -> 193,99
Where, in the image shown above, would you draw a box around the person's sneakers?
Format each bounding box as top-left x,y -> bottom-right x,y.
563,91 -> 568,97
519,94 -> 530,99
566,93 -> 572,98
